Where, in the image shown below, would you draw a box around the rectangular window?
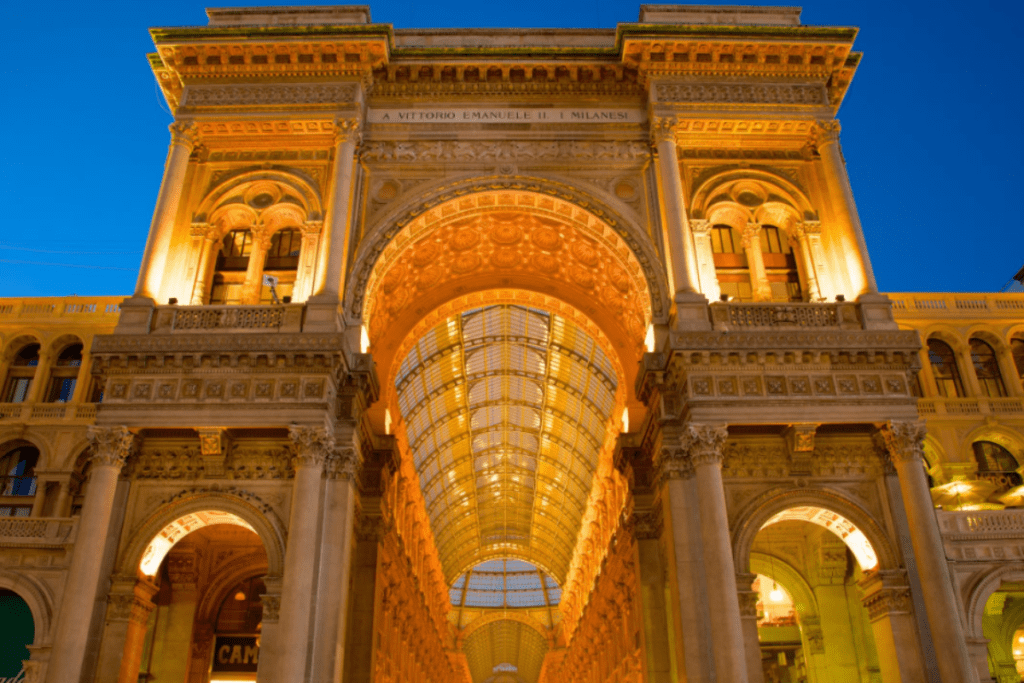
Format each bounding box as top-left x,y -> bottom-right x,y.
5,378 -> 31,403
47,377 -> 76,403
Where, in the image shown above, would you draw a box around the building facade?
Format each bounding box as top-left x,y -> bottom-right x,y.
0,4 -> 1022,683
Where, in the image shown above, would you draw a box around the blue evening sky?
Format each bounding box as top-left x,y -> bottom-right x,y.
0,0 -> 1020,298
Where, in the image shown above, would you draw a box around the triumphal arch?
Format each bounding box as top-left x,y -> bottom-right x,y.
7,4 -> 1024,683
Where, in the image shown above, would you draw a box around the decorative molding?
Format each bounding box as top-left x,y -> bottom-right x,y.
360,139 -> 650,164
685,423 -> 729,467
880,420 -> 927,465
182,83 -> 358,108
326,447 -> 360,480
288,426 -> 334,468
656,446 -> 693,481
656,82 -> 827,105
225,445 -> 294,479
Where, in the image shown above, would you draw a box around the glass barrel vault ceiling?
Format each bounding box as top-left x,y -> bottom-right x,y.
395,305 -> 618,583
450,559 -> 561,609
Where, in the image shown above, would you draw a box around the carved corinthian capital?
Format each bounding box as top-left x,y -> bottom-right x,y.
333,117 -> 362,146
288,426 -> 334,468
87,426 -> 137,469
689,218 -> 711,235
684,423 -> 729,467
811,118 -> 841,148
880,420 -> 927,465
326,447 -> 360,481
650,115 -> 679,146
168,120 -> 199,148
656,446 -> 694,481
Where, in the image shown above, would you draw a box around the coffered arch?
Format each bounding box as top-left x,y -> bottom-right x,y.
193,168 -> 323,227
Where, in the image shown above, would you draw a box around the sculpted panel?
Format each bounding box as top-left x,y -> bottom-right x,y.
361,139 -> 650,164
656,82 -> 827,105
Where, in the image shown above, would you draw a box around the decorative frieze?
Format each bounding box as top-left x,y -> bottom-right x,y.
655,82 -> 827,105
360,139 -> 650,164
181,83 -> 359,108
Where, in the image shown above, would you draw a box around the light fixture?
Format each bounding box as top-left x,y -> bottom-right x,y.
769,585 -> 784,603
234,590 -> 246,601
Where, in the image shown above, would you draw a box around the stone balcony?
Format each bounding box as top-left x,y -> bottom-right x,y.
0,296 -> 122,324
937,509 -> 1024,562
917,397 -> 1024,419
0,403 -> 97,422
0,517 -> 78,550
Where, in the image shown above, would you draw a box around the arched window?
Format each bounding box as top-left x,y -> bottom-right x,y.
210,576 -> 265,676
209,229 -> 253,305
261,228 -> 301,303
970,339 -> 1007,397
0,446 -> 38,515
972,441 -> 1022,489
928,339 -> 964,398
46,344 -> 82,403
4,344 -> 40,403
710,224 -> 751,301
0,590 -> 33,677
759,225 -> 802,302
1011,338 -> 1024,391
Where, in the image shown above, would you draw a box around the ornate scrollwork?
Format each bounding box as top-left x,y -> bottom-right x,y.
685,423 -> 729,467
288,426 -> 334,468
169,120 -> 199,148
87,426 -> 137,469
880,420 -> 927,466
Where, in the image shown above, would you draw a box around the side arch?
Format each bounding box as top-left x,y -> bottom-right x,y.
749,551 -> 818,619
964,564 -> 1024,639
732,486 -> 899,573
117,490 -> 286,579
0,570 -> 54,643
345,175 -> 671,328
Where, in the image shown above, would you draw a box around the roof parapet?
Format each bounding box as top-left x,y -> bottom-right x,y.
205,5 -> 371,26
638,4 -> 802,26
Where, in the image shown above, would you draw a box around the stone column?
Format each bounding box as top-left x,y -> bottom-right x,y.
651,117 -> 700,299
256,579 -> 282,683
240,225 -> 273,305
689,219 -> 721,303
310,118 -> 361,305
267,426 -> 332,683
310,447 -> 360,683
657,442 -> 713,683
881,421 -> 978,683
24,347 -> 54,404
689,423 -> 749,683
92,577 -> 158,683
812,120 -> 877,296
787,222 -> 822,301
135,121 -> 199,301
736,573 -> 765,683
188,222 -> 219,305
292,221 -> 323,304
740,223 -> 772,302
45,426 -> 135,683
860,569 -> 927,682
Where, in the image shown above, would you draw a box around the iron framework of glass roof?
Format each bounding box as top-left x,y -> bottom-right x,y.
449,559 -> 561,609
395,304 -> 619,583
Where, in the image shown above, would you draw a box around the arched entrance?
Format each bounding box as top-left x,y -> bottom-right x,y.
0,589 -> 33,678
105,494 -> 285,683
354,186 -> 657,681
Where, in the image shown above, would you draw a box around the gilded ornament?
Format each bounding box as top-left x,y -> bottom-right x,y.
490,247 -> 521,269
488,222 -> 523,245
533,253 -> 559,274
570,241 -> 599,267
416,265 -> 443,289
450,229 -> 481,252
452,252 -> 482,274
570,264 -> 596,289
531,226 -> 563,251
411,240 -> 441,267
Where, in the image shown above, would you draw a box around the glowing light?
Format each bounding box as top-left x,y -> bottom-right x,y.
360,325 -> 370,354
769,585 -> 784,602
644,324 -> 656,353
621,407 -> 629,434
762,506 -> 879,570
139,511 -> 255,576
234,591 -> 246,601
384,409 -> 393,435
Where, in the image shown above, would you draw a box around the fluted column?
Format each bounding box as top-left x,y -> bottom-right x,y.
267,426 -> 332,683
135,121 -> 199,301
689,423 -> 748,683
813,120 -> 877,296
651,116 -> 700,298
740,222 -> 771,301
881,421 -> 977,683
310,447 -> 360,683
45,426 -> 135,683
310,118 -> 361,302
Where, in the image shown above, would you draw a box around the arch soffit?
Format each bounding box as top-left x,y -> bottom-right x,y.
749,551 -> 818,618
732,487 -> 898,572
195,168 -> 323,223
690,169 -> 815,222
965,327 -> 1009,350
345,175 -> 670,328
45,334 -> 85,358
965,564 -> 1024,638
117,490 -> 286,579
0,570 -> 54,642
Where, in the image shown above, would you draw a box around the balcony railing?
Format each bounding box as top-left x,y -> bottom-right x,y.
889,292 -> 1024,318
151,304 -> 305,333
937,508 -> 1024,536
709,301 -> 860,330
916,397 -> 1024,417
0,517 -> 77,547
0,296 -> 123,322
0,403 -> 97,421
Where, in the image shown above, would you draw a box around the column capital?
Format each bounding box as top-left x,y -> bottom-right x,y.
168,120 -> 199,148
689,217 -> 712,235
685,423 -> 729,467
302,219 -> 324,235
859,569 -> 912,622
260,593 -> 281,624
880,420 -> 927,465
740,221 -> 761,248
650,115 -> 679,146
288,425 -> 334,468
86,426 -> 136,469
811,118 -> 841,148
106,580 -> 158,625
735,573 -> 759,618
326,447 -> 360,481
656,445 -> 694,481
332,117 -> 362,145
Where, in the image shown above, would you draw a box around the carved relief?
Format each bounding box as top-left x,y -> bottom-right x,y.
182,83 -> 359,108
656,82 -> 827,105
361,139 -> 650,164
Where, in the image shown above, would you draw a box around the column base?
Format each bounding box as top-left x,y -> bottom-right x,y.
114,297 -> 156,334
857,293 -> 899,330
302,298 -> 342,332
671,292 -> 712,332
